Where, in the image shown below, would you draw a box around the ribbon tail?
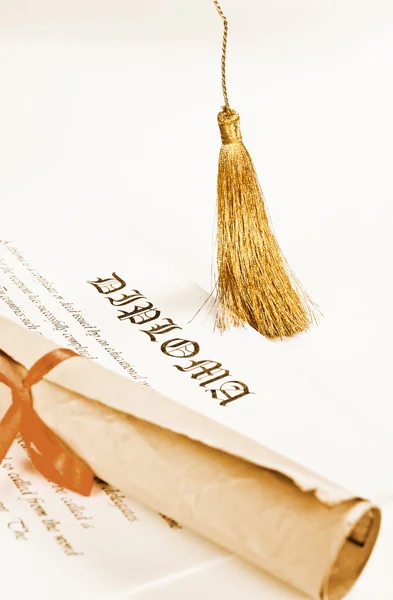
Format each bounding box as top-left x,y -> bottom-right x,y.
29,447 -> 94,496
0,398 -> 22,462
21,404 -> 94,496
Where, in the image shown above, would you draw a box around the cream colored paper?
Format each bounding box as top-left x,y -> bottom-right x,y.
0,316 -> 381,600
0,236 -> 390,506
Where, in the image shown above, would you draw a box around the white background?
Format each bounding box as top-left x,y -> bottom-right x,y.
1,1 -> 393,598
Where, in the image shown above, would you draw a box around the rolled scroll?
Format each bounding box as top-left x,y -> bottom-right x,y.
0,315 -> 380,600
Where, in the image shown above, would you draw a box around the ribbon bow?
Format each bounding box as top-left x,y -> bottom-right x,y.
0,349 -> 94,496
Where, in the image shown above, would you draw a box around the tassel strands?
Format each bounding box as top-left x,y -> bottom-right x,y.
213,1 -> 317,339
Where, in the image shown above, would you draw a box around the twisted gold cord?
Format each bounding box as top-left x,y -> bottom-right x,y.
213,0 -> 231,111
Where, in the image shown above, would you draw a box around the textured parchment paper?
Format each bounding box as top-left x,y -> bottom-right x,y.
0,316 -> 381,600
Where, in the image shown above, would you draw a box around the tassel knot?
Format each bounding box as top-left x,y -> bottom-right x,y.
218,110 -> 243,144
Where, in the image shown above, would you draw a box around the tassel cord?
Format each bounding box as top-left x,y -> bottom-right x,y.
213,0 -> 231,113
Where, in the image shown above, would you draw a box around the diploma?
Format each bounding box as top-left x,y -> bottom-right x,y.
0,315 -> 381,600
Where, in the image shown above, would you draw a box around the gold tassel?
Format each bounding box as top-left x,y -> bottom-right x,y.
213,2 -> 317,339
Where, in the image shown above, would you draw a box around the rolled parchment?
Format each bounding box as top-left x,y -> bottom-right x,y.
0,316 -> 381,600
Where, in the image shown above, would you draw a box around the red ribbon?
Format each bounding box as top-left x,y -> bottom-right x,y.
0,349 -> 94,496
